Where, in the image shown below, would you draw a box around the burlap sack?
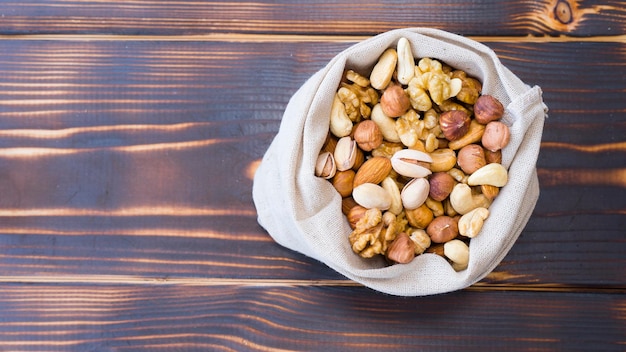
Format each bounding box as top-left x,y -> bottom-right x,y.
252,28 -> 547,296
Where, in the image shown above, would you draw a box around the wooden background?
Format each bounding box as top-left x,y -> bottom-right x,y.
0,0 -> 624,350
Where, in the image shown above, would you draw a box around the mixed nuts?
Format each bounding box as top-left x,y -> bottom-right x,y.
315,37 -> 511,271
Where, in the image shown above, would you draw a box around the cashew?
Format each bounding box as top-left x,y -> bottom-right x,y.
449,183 -> 486,215
370,48 -> 397,90
371,104 -> 401,143
329,95 -> 353,138
396,37 -> 415,85
381,176 -> 403,215
444,239 -> 469,271
467,163 -> 508,187
458,207 -> 490,238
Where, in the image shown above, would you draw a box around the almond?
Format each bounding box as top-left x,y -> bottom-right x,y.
353,156 -> 392,188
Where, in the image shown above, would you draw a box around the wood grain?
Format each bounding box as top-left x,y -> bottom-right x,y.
0,284 -> 623,351
0,39 -> 623,290
0,0 -> 624,36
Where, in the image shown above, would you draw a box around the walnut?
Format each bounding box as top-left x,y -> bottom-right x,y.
337,74 -> 379,121
408,58 -> 462,107
395,109 -> 424,148
406,84 -> 432,112
349,209 -> 408,259
451,70 -> 482,105
371,141 -> 404,159
349,208 -> 384,258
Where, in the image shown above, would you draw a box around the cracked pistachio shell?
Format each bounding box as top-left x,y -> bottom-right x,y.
401,177 -> 430,210
334,137 -> 357,172
315,151 -> 336,179
391,149 -> 433,178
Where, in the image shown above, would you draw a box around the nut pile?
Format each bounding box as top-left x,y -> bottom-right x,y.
314,37 -> 510,271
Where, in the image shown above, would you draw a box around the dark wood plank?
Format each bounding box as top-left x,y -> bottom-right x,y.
0,39 -> 623,288
0,284 -> 623,351
0,0 -> 624,37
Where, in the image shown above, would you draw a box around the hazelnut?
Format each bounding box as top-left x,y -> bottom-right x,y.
439,110 -> 470,141
474,95 -> 504,124
385,232 -> 416,264
347,205 -> 368,229
341,197 -> 358,215
426,216 -> 459,243
380,84 -> 411,117
484,149 -> 502,164
482,121 -> 511,152
332,170 -> 355,198
457,144 -> 487,174
353,120 -> 383,152
428,172 -> 455,201
405,203 -> 434,229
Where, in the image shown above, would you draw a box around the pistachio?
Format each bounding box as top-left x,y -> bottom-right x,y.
391,149 -> 433,178
444,239 -> 469,271
370,48 -> 397,90
467,163 -> 508,187
352,183 -> 392,210
315,151 -> 336,179
396,37 -> 415,85
401,177 -> 430,210
458,207 -> 490,238
334,137 -> 357,171
329,95 -> 353,138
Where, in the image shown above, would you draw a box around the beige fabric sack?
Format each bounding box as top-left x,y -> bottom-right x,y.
253,28 -> 547,296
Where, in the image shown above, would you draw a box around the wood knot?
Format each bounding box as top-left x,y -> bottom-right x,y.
554,0 -> 574,24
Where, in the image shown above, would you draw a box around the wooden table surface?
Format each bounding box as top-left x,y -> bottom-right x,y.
0,0 -> 624,350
